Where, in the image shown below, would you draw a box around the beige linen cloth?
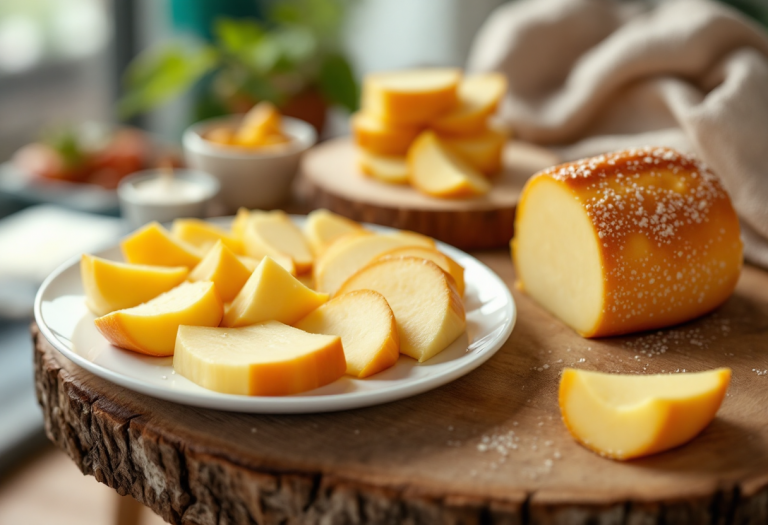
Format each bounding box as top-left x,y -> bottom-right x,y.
468,0 -> 768,268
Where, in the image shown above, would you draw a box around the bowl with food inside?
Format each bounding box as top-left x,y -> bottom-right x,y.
183,103 -> 317,212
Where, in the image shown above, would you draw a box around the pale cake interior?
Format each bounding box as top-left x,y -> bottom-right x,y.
514,177 -> 604,335
580,369 -> 726,408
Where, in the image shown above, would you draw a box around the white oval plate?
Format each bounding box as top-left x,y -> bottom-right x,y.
34,216 -> 516,413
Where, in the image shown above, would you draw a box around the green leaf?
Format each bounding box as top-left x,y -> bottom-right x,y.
229,26 -> 315,75
245,34 -> 282,73
270,0 -> 348,42
192,89 -> 231,123
214,18 -> 314,76
118,42 -> 219,118
43,127 -> 86,170
317,53 -> 358,113
214,18 -> 265,55
273,26 -> 316,65
270,3 -> 302,25
240,75 -> 284,105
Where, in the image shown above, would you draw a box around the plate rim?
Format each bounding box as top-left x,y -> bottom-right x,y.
34,216 -> 516,413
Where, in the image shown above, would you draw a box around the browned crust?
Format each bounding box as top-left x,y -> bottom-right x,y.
517,147 -> 743,337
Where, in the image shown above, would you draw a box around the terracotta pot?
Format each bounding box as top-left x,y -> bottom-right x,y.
280,89 -> 328,135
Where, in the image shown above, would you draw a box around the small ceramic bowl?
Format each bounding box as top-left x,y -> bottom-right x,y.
182,115 -> 317,212
117,169 -> 220,228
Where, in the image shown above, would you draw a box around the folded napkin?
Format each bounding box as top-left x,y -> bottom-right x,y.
468,0 -> 768,268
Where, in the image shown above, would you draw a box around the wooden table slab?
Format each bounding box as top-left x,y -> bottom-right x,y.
33,252 -> 768,525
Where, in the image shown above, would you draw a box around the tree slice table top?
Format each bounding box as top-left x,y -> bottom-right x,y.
34,252 -> 768,525
300,138 -> 560,250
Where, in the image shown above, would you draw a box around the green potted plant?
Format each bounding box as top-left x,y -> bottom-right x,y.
119,0 -> 358,133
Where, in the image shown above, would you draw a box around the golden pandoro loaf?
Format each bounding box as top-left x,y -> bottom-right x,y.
512,147 -> 743,337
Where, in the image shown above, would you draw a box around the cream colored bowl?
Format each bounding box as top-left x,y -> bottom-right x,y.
182,115 -> 317,212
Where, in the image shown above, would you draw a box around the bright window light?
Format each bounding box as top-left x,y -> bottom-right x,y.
0,15 -> 44,73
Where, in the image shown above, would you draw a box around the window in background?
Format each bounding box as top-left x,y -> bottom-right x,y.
0,0 -> 112,161
0,0 -> 114,476
342,0 -> 507,77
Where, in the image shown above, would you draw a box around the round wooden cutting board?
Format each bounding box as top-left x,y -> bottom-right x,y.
34,253 -> 768,525
300,138 -> 560,250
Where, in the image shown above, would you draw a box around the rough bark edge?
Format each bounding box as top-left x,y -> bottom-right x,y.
33,325 -> 768,525
304,180 -> 517,251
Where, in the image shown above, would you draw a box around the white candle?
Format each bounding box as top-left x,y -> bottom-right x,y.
130,174 -> 210,204
118,168 -> 220,227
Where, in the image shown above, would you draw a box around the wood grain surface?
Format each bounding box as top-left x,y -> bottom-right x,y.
300,139 -> 559,250
34,253 -> 768,525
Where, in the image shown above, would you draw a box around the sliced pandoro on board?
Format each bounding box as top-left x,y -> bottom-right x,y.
242,210 -> 314,274
408,131 -> 490,198
362,68 -> 461,125
295,289 -> 400,378
338,257 -> 465,362
222,256 -> 328,328
81,254 -> 189,316
121,222 -> 202,269
313,232 -> 436,295
358,151 -> 410,184
188,241 -> 252,303
303,209 -> 364,256
440,127 -> 507,176
559,368 -> 731,460
94,281 -> 223,357
174,321 -> 346,396
351,112 -> 422,156
430,73 -> 508,136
